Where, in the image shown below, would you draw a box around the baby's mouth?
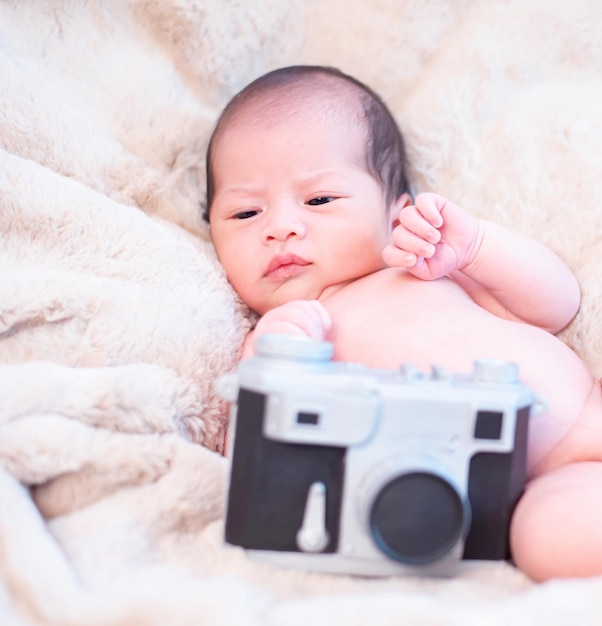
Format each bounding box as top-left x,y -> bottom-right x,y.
264,254 -> 310,280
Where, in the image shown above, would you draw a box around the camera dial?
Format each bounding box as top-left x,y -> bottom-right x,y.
473,359 -> 519,384
256,334 -> 334,362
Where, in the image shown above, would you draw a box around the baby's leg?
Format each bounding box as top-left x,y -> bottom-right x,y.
510,461 -> 602,581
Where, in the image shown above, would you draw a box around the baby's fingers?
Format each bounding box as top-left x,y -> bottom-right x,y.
414,192 -> 445,228
383,243 -> 418,268
256,300 -> 331,339
390,223 -> 437,260
300,300 -> 332,336
399,204 -> 442,244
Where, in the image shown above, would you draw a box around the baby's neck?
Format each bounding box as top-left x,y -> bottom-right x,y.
318,274 -> 374,303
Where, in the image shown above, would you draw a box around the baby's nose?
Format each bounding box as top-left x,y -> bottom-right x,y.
262,203 -> 307,242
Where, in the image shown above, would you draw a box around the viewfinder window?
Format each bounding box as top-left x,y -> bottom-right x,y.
297,411 -> 320,425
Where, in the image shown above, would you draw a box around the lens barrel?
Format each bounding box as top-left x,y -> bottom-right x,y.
369,471 -> 468,564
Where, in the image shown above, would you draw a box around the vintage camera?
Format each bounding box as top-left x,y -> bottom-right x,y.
219,334 -> 537,577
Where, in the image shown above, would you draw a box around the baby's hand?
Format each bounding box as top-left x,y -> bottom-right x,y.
242,300 -> 332,358
383,192 -> 482,280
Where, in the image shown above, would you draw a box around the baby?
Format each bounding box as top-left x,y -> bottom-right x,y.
205,65 -> 602,582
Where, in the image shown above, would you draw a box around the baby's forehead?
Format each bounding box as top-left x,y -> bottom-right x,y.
224,77 -> 364,135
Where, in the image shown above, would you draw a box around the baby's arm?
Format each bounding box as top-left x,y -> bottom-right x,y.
241,300 -> 332,359
383,193 -> 580,333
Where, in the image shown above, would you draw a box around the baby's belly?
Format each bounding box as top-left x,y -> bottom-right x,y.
324,275 -> 600,477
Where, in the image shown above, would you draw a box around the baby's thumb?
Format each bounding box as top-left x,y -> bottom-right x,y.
310,300 -> 332,335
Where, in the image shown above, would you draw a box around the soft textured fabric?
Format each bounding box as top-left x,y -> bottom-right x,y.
2,1 -> 602,624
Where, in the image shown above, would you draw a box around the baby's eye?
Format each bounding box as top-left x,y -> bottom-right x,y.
233,209 -> 260,220
307,197 -> 336,206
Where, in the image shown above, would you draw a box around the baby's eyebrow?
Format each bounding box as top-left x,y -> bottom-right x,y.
215,172 -> 355,201
217,185 -> 264,199
296,170 -> 351,185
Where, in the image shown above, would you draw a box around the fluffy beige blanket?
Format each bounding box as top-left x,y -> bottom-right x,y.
2,1 -> 602,624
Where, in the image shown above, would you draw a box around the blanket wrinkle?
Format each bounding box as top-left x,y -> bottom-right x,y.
30,431 -> 177,520
0,362 -> 202,436
0,469 -> 102,626
0,414 -> 175,487
3,0 -> 602,624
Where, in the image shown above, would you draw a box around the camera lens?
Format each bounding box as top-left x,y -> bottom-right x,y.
369,471 -> 467,565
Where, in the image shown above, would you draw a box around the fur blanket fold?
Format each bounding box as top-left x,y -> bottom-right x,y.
2,1 -> 602,624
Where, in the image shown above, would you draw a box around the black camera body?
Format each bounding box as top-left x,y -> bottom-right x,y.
219,335 -> 535,576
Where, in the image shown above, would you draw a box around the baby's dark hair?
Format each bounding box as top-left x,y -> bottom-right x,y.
203,65 -> 411,221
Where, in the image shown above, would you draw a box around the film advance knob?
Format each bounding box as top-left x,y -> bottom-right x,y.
473,359 -> 520,384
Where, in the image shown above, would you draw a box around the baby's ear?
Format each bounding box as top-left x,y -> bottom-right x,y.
389,192 -> 413,229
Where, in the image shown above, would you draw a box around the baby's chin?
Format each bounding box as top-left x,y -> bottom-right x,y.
253,277 -> 361,315
256,282 -> 337,314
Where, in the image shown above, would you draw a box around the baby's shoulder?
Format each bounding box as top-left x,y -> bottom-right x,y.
320,269 -> 416,319
321,268 -> 474,328
319,269 -> 459,366
323,267 -> 456,305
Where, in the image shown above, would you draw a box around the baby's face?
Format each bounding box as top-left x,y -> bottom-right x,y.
209,111 -> 394,315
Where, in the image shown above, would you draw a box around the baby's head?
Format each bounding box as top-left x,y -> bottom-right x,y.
206,66 -> 412,314
204,65 -> 410,221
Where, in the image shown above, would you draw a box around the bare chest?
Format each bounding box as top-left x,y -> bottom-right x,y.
323,270 -> 510,371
